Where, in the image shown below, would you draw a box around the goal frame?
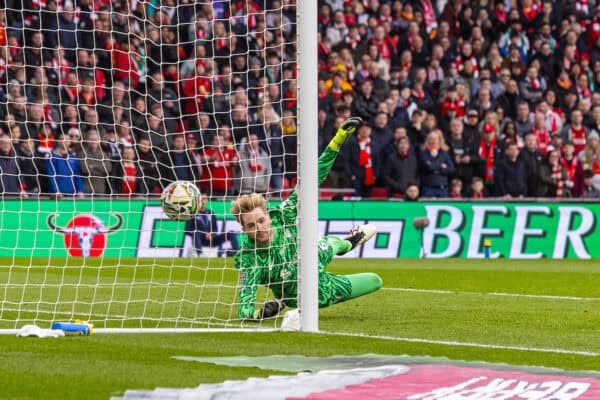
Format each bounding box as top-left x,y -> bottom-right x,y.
0,2 -> 319,335
297,0 -> 319,333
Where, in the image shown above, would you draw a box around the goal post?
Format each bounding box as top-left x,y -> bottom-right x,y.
0,0 -> 319,333
297,0 -> 319,333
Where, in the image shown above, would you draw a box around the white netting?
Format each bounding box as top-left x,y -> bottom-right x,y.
0,0 -> 299,330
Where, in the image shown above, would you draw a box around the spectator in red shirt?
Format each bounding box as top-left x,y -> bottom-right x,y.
532,112 -> 552,156
112,39 -> 140,90
561,141 -> 584,197
200,135 -> 238,198
181,63 -> 212,115
560,109 -> 588,156
119,146 -> 139,196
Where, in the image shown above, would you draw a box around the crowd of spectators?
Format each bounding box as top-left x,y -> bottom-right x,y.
0,0 -> 599,201
315,0 -> 600,199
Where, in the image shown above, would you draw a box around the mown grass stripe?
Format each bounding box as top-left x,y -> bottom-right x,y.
383,287 -> 600,301
322,331 -> 600,357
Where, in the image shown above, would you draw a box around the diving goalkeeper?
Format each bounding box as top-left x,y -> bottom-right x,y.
231,117 -> 383,320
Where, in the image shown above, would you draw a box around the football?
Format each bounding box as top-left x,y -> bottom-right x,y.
160,181 -> 201,221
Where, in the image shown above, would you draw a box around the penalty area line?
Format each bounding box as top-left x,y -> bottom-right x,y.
321,331 -> 599,357
382,287 -> 600,302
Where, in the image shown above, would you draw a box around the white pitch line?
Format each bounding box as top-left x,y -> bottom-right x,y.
321,331 -> 599,357
383,287 -> 600,301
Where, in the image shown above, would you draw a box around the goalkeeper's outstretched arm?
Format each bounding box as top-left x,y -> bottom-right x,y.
278,116 -> 363,216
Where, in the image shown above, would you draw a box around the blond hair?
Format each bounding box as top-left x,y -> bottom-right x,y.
231,194 -> 267,224
423,129 -> 449,151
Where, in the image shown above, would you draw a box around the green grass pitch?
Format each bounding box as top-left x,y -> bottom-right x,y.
1,257 -> 600,399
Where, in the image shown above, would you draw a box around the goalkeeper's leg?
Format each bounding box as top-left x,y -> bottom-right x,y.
316,223 -> 381,307
344,272 -> 383,300
319,272 -> 382,308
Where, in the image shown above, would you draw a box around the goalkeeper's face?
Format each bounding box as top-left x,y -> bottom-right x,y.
240,208 -> 274,245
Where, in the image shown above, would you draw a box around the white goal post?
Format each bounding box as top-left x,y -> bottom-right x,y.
297,0 -> 319,332
0,0 -> 318,333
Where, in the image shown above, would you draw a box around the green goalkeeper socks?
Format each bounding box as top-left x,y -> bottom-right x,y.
326,236 -> 351,255
327,273 -> 383,306
346,273 -> 383,299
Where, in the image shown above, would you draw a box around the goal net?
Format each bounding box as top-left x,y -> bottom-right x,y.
0,0 -> 311,332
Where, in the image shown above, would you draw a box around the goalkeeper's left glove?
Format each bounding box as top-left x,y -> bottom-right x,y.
252,299 -> 285,320
329,117 -> 363,151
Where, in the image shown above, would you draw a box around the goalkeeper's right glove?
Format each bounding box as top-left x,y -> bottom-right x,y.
329,117 -> 363,151
252,299 -> 285,320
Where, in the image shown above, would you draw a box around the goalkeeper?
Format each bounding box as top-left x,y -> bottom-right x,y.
231,117 -> 383,320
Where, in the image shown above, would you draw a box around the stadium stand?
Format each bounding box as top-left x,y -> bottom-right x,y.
1,0 -> 600,200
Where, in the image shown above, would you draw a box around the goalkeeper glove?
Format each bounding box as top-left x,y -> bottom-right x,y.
329,117 -> 363,151
252,299 -> 285,320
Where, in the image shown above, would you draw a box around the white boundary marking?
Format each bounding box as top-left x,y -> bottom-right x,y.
383,287 -> 600,301
321,331 -> 600,357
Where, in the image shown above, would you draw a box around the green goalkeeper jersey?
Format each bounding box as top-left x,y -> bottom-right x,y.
235,147 -> 352,319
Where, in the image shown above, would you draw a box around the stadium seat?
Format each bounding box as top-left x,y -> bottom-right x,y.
370,187 -> 388,200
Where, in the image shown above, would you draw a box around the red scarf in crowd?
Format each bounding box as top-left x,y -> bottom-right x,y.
495,8 -> 507,24
247,148 -> 263,173
570,126 -> 587,155
412,88 -> 425,101
546,111 -> 560,134
421,0 -> 436,32
522,5 -> 538,21
551,163 -> 564,198
578,85 -> 592,98
37,131 -> 54,154
479,136 -> 496,183
53,57 -> 70,85
63,86 -> 78,103
43,104 -> 54,125
358,136 -> 375,186
589,155 -> 600,175
532,127 -> 551,155
284,89 -> 297,110
373,38 -> 391,60
121,163 -> 137,194
561,156 -> 578,181
530,77 -> 539,90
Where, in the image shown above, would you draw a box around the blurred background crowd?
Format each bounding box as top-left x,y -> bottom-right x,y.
1,0 -> 600,200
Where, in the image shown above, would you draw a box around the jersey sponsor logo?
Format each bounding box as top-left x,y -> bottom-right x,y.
318,241 -> 329,251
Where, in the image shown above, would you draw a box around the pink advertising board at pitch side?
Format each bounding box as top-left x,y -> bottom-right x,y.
295,364 -> 600,400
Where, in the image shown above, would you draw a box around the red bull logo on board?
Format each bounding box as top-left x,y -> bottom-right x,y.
47,214 -> 123,257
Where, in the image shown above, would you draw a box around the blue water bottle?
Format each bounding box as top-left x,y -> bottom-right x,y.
51,321 -> 94,336
483,239 -> 492,258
